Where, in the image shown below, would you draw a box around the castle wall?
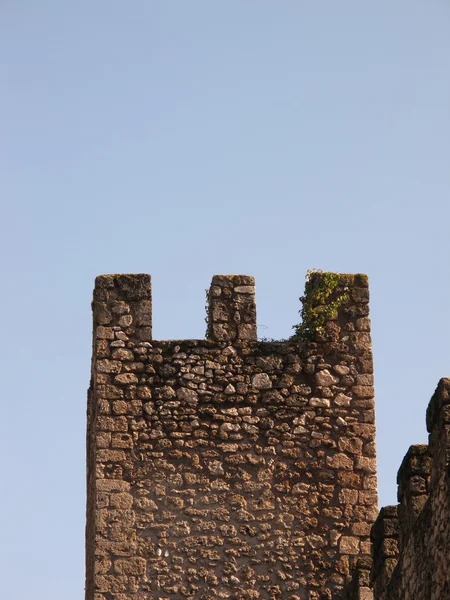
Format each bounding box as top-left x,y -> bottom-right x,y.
86,272 -> 378,600
371,380 -> 450,600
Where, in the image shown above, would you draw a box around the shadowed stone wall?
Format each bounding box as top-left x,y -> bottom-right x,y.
86,272 -> 378,600
371,380 -> 450,600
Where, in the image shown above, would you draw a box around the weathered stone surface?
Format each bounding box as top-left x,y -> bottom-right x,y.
111,348 -> 134,361
176,387 -> 198,402
97,359 -> 122,374
316,369 -> 338,387
114,373 -> 138,385
251,373 -> 272,390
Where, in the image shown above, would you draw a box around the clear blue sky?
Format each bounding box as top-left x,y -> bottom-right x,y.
2,2 -> 449,598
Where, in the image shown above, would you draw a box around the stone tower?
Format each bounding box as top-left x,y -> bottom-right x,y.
86,272 -> 377,600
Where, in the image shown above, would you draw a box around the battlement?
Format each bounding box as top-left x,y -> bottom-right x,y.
371,380 -> 450,600
93,271 -> 370,345
86,271 -> 377,600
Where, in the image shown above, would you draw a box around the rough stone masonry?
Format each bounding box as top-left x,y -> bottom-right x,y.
86,272 -> 378,600
370,379 -> 450,600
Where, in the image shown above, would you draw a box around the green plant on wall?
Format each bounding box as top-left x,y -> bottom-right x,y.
290,270 -> 348,341
205,288 -> 211,339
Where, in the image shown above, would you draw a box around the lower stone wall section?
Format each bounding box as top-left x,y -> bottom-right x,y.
89,339 -> 377,600
377,482 -> 449,599
372,379 -> 450,600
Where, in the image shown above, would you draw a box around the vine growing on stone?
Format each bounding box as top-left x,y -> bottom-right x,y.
204,288 -> 211,339
290,270 -> 348,342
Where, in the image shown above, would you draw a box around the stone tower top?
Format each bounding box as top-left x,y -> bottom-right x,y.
86,271 -> 377,600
